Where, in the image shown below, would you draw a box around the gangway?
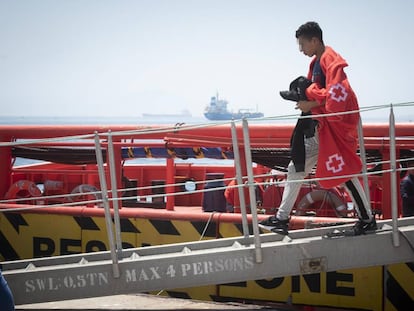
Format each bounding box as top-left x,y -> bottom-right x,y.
3,217 -> 414,305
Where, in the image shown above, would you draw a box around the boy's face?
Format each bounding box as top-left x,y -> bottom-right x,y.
297,36 -> 318,57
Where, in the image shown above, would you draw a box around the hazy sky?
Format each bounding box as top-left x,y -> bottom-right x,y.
1,0 -> 413,121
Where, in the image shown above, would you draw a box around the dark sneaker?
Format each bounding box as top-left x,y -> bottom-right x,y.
259,215 -> 279,226
259,216 -> 289,235
343,218 -> 377,236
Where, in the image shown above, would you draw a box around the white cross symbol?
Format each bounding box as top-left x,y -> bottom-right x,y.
326,153 -> 345,173
329,83 -> 348,102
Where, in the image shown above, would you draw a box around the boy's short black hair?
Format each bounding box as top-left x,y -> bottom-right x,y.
295,21 -> 323,43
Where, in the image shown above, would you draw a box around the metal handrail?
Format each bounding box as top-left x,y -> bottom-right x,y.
94,132 -> 120,278
107,131 -> 123,256
242,118 -> 262,263
358,118 -> 371,208
389,105 -> 400,247
230,120 -> 249,238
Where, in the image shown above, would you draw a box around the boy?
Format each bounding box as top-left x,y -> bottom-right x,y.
260,21 -> 376,235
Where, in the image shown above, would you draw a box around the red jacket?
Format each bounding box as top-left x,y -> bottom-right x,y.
305,46 -> 362,188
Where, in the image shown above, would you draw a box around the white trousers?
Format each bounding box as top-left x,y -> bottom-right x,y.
276,130 -> 373,222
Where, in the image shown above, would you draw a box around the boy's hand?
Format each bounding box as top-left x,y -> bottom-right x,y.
295,100 -> 319,112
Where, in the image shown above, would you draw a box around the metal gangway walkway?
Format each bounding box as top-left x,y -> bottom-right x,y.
2,106 -> 414,305
3,217 -> 414,305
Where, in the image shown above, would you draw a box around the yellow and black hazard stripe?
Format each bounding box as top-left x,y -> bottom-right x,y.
0,213 -> 29,260
136,219 -> 217,247
127,147 -> 135,158
144,147 -> 152,158
192,147 -> 204,158
218,222 -> 252,238
74,216 -> 140,234
73,216 -> 100,231
385,262 -> 414,310
0,230 -> 20,261
0,211 -> 251,261
166,147 -> 176,158
190,220 -> 217,238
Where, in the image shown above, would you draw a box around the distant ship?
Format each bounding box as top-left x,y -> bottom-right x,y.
204,94 -> 264,120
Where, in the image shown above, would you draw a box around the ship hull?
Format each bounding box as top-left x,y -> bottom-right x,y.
1,122 -> 413,310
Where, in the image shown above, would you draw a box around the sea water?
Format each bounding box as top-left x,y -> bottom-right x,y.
0,115 -> 207,125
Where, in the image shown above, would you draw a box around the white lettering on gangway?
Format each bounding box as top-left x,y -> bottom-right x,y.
25,272 -> 109,293
23,255 -> 255,293
126,255 -> 255,283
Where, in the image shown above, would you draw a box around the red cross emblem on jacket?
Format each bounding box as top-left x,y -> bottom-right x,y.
326,153 -> 345,173
329,83 -> 348,103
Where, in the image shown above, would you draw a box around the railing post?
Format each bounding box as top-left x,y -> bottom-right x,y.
0,135 -> 12,198
107,131 -> 123,256
242,119 -> 262,263
231,121 -> 249,238
389,105 -> 400,247
94,132 -> 120,277
166,158 -> 175,211
357,117 -> 371,208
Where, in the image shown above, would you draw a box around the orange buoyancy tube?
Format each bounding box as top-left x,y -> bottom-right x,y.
295,189 -> 348,217
5,180 -> 42,203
